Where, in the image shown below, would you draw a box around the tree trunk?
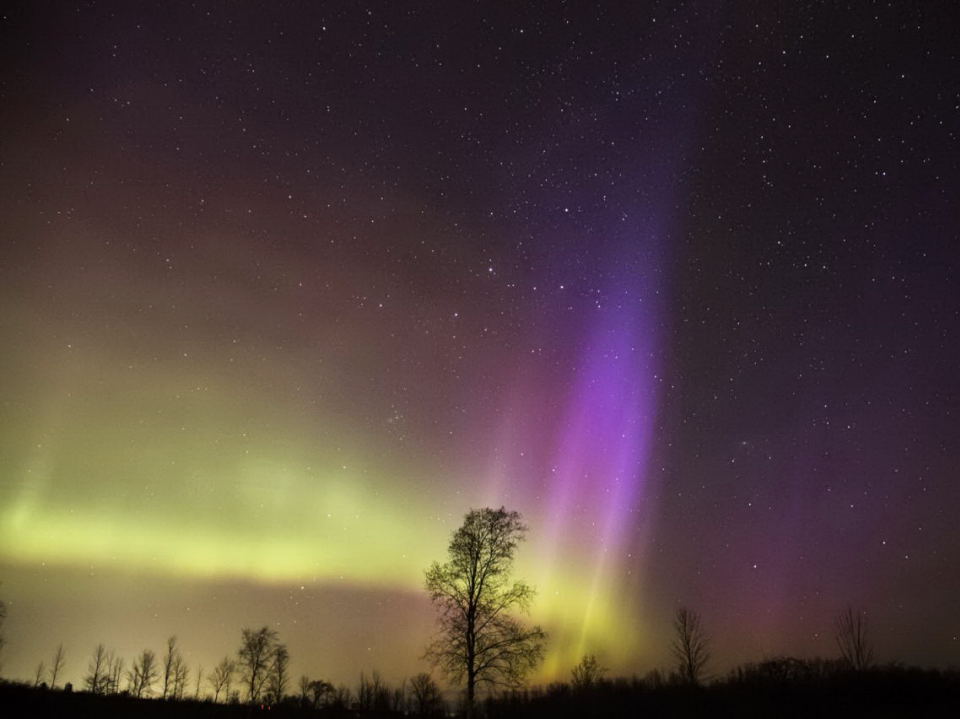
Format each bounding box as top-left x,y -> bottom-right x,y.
466,671 -> 475,719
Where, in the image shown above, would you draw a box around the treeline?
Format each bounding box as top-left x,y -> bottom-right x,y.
484,661 -> 960,718
3,609 -> 960,718
12,625 -> 446,716
2,513 -> 958,717
4,658 -> 959,718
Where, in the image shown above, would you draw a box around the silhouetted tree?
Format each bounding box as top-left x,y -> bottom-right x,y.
267,643 -> 290,703
172,654 -> 190,699
835,606 -> 873,670
391,677 -> 407,712
194,664 -> 203,699
84,643 -> 110,694
110,656 -> 123,694
357,670 -> 391,712
161,635 -> 180,699
672,607 -> 709,685
571,654 -> 606,690
209,656 -> 235,703
34,660 -> 46,687
333,684 -> 352,709
305,678 -> 334,709
409,672 -> 445,717
357,671 -> 373,711
238,626 -> 277,702
643,667 -> 665,688
129,649 -> 159,698
49,643 -> 66,689
425,507 -> 546,713
111,660 -> 120,693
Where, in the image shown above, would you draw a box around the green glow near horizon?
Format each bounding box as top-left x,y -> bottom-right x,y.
2,453 -> 640,680
0,341 -> 647,682
2,499 -> 636,676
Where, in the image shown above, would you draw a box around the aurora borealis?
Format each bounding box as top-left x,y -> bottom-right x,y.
2,1 -> 959,692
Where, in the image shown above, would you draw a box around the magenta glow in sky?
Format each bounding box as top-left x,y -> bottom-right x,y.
2,0 -> 959,693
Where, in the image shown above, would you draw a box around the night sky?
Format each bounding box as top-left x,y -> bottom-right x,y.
1,1 -> 958,690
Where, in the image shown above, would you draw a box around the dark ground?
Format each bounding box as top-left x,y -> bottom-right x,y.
3,662 -> 959,718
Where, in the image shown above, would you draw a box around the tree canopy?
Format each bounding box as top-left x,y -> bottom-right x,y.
425,506 -> 546,710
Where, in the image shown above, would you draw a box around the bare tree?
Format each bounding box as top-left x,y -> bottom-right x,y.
107,653 -> 124,695
409,672 -> 445,717
172,654 -> 190,699
333,684 -> 352,709
208,656 -> 235,702
49,644 -> 66,689
835,606 -> 873,670
356,671 -> 372,711
34,660 -> 46,687
672,607 -> 710,685
267,643 -> 290,703
425,507 -> 546,713
391,677 -> 407,713
237,626 -> 277,703
84,643 -> 110,694
643,668 -> 665,688
357,670 -> 391,712
571,654 -> 606,690
194,664 -> 204,699
129,649 -> 159,698
96,649 -> 120,694
161,635 -> 180,699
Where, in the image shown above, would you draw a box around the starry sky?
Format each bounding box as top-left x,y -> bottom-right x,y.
1,1 -> 958,690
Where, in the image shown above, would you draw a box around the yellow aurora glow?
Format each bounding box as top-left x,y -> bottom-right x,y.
2,449 -> 644,680
0,224 -> 652,684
